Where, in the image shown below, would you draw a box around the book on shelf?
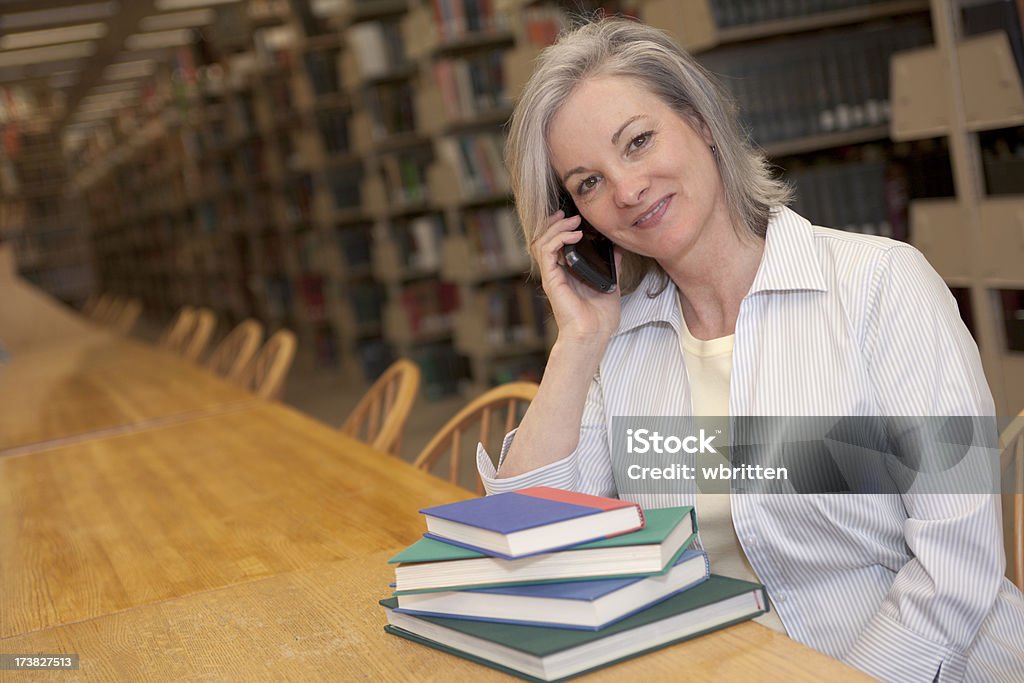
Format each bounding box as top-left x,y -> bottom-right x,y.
436,132 -> 509,197
433,50 -> 508,119
381,574 -> 768,682
366,82 -> 418,138
708,0 -> 893,29
316,108 -> 351,153
419,487 -> 645,559
394,548 -> 709,631
460,206 -> 527,273
391,506 -> 695,592
699,19 -> 930,145
349,281 -> 387,327
407,216 -> 444,271
397,280 -> 459,337
303,49 -> 342,97
412,341 -> 468,398
347,20 -> 407,79
357,338 -> 395,382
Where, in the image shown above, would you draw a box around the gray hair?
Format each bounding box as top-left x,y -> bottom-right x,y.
505,17 -> 791,294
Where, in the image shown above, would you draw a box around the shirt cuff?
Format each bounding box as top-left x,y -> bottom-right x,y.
476,428 -> 580,494
844,612 -> 967,683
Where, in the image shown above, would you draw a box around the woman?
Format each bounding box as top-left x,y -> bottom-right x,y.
476,17 -> 1024,682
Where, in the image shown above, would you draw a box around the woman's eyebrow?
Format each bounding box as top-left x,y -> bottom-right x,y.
611,115 -> 644,145
560,115 -> 646,184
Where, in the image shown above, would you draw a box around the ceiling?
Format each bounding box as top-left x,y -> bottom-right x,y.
0,0 -> 241,131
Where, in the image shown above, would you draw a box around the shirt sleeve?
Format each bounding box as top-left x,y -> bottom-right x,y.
475,373 -> 618,497
843,244 -> 1003,683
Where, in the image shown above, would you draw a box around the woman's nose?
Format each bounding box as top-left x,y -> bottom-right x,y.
612,173 -> 648,208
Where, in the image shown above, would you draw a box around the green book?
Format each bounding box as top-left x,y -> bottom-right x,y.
381,575 -> 768,682
390,507 -> 695,593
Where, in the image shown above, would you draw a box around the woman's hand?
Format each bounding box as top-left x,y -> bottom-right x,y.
531,210 -> 623,348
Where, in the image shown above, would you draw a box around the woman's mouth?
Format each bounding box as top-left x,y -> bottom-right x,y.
633,195 -> 672,227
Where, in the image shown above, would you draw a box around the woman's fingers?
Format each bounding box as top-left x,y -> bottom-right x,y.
536,228 -> 582,286
532,214 -> 581,263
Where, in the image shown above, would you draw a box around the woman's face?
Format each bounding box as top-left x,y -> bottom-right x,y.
547,75 -> 730,265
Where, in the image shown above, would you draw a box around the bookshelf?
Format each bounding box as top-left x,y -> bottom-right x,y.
2,86 -> 94,307
64,0 -> 1023,411
888,0 -> 1024,415
420,0 -> 554,392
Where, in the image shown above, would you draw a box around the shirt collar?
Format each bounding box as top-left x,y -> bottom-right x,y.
613,206 -> 827,337
747,206 -> 828,295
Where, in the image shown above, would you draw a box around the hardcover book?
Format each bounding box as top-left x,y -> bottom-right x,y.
392,506 -> 694,593
382,575 -> 768,682
395,548 -> 709,630
418,487 -> 645,558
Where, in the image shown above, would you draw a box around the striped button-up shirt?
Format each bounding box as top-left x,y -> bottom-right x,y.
478,207 -> 1024,682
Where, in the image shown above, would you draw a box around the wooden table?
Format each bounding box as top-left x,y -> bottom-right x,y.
0,337 -> 255,455
0,401 -> 870,681
0,248 -> 105,357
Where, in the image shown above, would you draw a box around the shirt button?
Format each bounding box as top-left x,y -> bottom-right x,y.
745,535 -> 757,545
775,592 -> 786,603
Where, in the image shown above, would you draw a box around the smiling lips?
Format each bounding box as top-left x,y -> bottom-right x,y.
633,195 -> 672,227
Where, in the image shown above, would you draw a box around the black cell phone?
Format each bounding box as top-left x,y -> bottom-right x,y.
558,189 -> 617,293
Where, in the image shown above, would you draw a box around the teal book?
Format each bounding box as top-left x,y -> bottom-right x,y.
381,574 -> 768,682
390,507 -> 695,593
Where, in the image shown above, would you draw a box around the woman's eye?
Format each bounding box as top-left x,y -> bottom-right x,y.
629,131 -> 653,152
577,176 -> 599,195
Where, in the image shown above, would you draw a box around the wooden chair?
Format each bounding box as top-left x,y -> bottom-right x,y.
413,382 -> 539,493
238,329 -> 297,400
90,294 -> 116,324
205,319 -> 264,384
82,293 -> 100,317
112,298 -> 142,335
159,306 -> 196,351
340,359 -> 421,456
1001,411 -> 1024,591
103,297 -> 127,326
181,307 -> 217,361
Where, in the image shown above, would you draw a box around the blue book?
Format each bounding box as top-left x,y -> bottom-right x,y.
419,486 -> 644,559
394,549 -> 709,631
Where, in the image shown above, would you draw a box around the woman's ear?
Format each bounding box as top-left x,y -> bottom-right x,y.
698,119 -> 714,147
684,111 -> 715,147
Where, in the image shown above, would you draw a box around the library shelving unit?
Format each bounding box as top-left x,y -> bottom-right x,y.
890,0 -> 1024,415
280,0 -> 381,376
640,0 -> 935,238
69,0 -> 1022,409
642,0 -> 1021,415
408,0 -> 549,392
2,88 -> 94,307
331,0 -> 554,393
341,0 -> 472,396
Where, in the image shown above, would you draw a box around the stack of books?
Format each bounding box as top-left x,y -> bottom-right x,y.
381,487 -> 769,681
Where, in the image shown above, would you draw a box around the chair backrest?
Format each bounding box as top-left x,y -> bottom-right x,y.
82,293 -> 100,317
1000,411 -> 1024,592
205,319 -> 264,384
238,329 -> 297,400
91,294 -> 118,324
181,307 -> 217,361
413,382 -> 539,493
160,306 -> 196,350
340,359 -> 421,456
112,298 -> 142,335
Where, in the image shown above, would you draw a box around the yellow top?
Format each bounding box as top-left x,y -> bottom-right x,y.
679,306 -> 787,634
